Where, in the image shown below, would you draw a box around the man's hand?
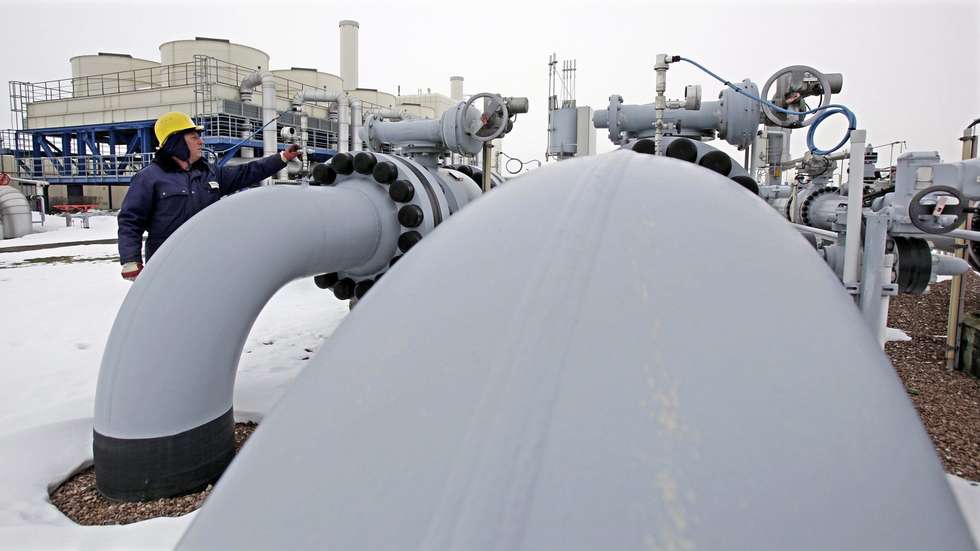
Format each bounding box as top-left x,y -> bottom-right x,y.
121,262 -> 143,281
281,144 -> 303,162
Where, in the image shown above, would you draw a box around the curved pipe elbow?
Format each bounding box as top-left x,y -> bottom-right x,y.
240,70 -> 273,101
292,89 -> 348,109
95,184 -> 395,441
293,91 -> 350,152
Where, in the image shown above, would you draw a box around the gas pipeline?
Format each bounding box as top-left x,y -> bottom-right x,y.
92,92 -> 528,501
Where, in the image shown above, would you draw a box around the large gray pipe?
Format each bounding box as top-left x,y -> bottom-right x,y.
93,183 -> 399,500
178,151 -> 974,550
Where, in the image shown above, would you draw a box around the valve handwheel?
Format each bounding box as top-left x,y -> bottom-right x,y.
462,92 -> 510,142
760,65 -> 832,128
908,185 -> 967,234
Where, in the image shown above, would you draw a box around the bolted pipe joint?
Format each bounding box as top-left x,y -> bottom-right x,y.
310,151 -> 483,301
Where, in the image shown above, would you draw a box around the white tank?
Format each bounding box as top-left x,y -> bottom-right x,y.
70,53 -> 160,96
271,67 -> 343,92
339,20 -> 358,90
397,102 -> 435,120
349,88 -> 397,109
159,38 -> 270,71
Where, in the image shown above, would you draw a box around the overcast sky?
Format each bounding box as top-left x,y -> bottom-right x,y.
1,0 -> 977,170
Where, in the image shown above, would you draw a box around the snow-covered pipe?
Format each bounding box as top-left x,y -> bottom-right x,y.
93,183 -> 400,500
0,186 -> 32,239
351,98 -> 362,152
240,71 -> 278,165
293,89 -> 349,153
178,151 -> 975,550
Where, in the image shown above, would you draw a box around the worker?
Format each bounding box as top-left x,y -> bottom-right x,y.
117,112 -> 301,280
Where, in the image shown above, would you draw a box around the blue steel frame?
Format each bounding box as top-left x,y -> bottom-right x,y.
14,117 -> 336,184
20,120 -> 156,185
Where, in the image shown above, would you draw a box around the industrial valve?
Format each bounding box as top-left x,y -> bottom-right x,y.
363,92 -> 528,158
308,92 -> 528,302
461,93 -> 528,142
760,65 -> 843,128
872,152 -> 980,236
907,186 -> 968,234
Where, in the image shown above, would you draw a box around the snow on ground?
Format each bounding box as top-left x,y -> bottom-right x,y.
885,326 -> 913,342
0,220 -> 349,549
0,214 -> 119,249
0,219 -> 977,549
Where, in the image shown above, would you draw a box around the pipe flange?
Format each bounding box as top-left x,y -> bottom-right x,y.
799,186 -> 838,227
313,152 -> 448,300
892,236 -> 932,294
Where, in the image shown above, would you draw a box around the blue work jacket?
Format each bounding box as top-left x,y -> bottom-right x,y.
117,154 -> 286,263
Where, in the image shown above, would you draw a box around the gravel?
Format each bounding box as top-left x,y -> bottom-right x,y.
50,422 -> 257,525
885,272 -> 980,481
49,276 -> 980,524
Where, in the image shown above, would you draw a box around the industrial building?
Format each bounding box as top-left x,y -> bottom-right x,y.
0,20 -> 463,210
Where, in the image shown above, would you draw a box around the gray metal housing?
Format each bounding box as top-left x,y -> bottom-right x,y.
364,101 -> 486,156
178,151 -> 974,550
593,80 -> 761,149
878,152 -> 980,235
547,106 -> 578,156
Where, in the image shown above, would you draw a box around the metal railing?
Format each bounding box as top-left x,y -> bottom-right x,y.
198,112 -> 339,152
11,58 -> 350,105
0,129 -> 30,153
9,153 -> 155,183
10,56 -> 403,130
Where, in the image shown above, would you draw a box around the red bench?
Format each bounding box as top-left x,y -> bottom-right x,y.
51,204 -> 98,214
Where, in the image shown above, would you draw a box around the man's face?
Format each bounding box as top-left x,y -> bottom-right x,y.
184,131 -> 204,164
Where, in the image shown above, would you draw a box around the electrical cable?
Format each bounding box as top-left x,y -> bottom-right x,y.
676,57 -> 857,156
499,151 -> 542,175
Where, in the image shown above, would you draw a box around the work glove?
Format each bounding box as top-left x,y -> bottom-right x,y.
281,144 -> 303,162
121,262 -> 143,281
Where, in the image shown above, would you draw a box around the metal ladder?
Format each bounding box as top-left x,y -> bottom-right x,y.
192,55 -> 215,119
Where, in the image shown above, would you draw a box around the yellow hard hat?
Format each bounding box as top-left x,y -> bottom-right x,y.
154,111 -> 204,146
